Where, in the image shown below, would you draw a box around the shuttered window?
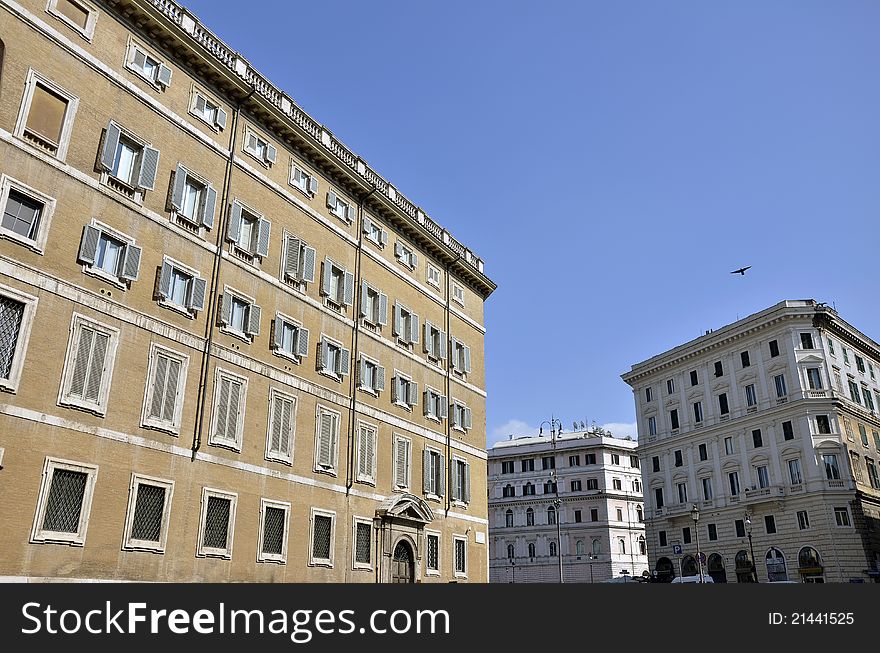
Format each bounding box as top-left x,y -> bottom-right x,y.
426,533 -> 440,572
191,90 -> 227,130
315,407 -> 340,473
157,258 -> 206,313
362,216 -> 387,247
392,374 -> 418,409
394,241 -> 418,268
219,291 -> 261,338
266,390 -> 296,463
424,321 -> 446,360
210,370 -> 246,450
143,346 -> 187,433
326,190 -> 355,222
322,258 -> 354,307
450,337 -> 472,374
393,436 -> 412,490
393,302 -> 419,346
423,387 -> 448,421
273,314 -> 309,362
227,201 -> 270,258
451,401 -> 473,431
291,165 -> 318,196
61,315 -> 118,414
244,127 -> 277,166
356,422 -> 377,484
317,337 -> 350,379
169,164 -> 216,228
283,235 -> 316,285
451,458 -> 472,504
423,448 -> 445,497
99,121 -> 159,194
78,224 -> 142,285
360,282 -> 388,327
357,356 -> 385,394
127,42 -> 172,88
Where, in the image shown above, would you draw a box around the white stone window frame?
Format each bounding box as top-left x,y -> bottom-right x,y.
357,353 -> 383,396
0,175 -> 56,255
423,385 -> 445,423
80,218 -> 137,291
196,487 -> 237,559
355,419 -> 378,486
395,241 -> 418,270
281,232 -> 316,291
426,263 -> 442,289
272,311 -> 306,365
833,506 -> 852,529
208,367 -> 248,452
227,199 -> 268,262
243,124 -> 277,168
0,282 -> 38,394
424,529 -> 441,576
257,498 -> 291,564
46,0 -> 99,42
317,334 -> 348,382
265,387 -> 297,465
453,534 -> 468,579
309,507 -> 336,568
452,282 -> 465,307
351,515 -> 374,571
451,399 -> 471,433
392,370 -> 416,412
289,161 -> 318,198
14,68 -> 79,161
450,455 -> 471,507
360,281 -> 386,329
326,189 -> 354,223
57,312 -> 120,416
168,163 -> 214,231
121,473 -> 174,553
98,121 -> 151,204
188,85 -> 227,132
362,215 -> 387,249
157,255 -> 203,319
321,257 -> 352,310
140,343 -> 189,435
314,404 -> 342,476
393,433 -> 413,492
424,444 -> 444,501
219,285 -> 259,343
30,456 -> 98,546
124,36 -> 173,91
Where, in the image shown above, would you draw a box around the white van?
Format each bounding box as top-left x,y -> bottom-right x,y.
670,573 -> 715,583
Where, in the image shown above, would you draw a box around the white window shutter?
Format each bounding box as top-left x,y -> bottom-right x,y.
189,277 -> 207,311
296,326 -> 310,358
394,242 -> 403,259
380,229 -> 388,246
451,461 -> 460,501
308,176 -> 318,194
339,347 -> 350,376
78,225 -> 101,265
346,203 -> 356,222
292,167 -> 302,186
450,337 -> 460,371
321,259 -> 333,297
411,252 -> 418,268
266,144 -> 277,165
343,271 -> 355,306
170,164 -> 187,211
157,261 -> 172,298
423,449 -> 431,494
407,380 -> 418,407
464,345 -> 472,373
439,331 -> 447,359
327,191 -> 337,210
362,216 -> 372,235
439,454 -> 446,497
227,202 -> 242,243
219,292 -> 232,325
464,406 -> 472,430
357,357 -> 366,388
256,218 -> 271,257
359,281 -> 369,317
284,236 -> 301,281
318,338 -> 328,371
392,376 -> 400,404
393,303 -> 402,337
440,396 -> 449,420
464,461 -> 471,502
410,312 -> 420,345
157,63 -> 173,87
133,49 -> 147,71
120,244 -> 142,281
302,246 -> 316,283
273,317 -> 284,350
378,293 -> 388,326
376,365 -> 385,392
215,107 -> 228,130
247,303 -> 261,336
201,185 -> 217,229
424,321 -> 433,355
137,146 -> 160,190
100,122 -> 121,170
318,412 -> 333,468
422,390 -> 430,417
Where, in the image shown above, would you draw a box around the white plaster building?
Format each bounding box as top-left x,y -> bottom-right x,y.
488,429 -> 648,583
623,300 -> 880,583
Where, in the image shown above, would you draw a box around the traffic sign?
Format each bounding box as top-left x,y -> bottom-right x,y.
672,544 -> 683,555
698,552 -> 707,564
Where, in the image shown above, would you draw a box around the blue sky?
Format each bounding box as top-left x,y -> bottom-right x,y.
182,0 -> 880,446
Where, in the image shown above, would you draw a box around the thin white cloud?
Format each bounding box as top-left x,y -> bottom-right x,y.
601,422 -> 638,439
489,419 -> 537,446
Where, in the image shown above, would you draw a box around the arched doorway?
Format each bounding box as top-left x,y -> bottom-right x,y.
392,540 -> 414,583
656,556 -> 675,582
735,550 -> 755,583
708,553 -> 727,583
765,548 -> 788,582
798,547 -> 824,583
681,555 -> 697,576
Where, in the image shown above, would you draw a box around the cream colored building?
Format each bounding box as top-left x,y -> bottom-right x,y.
623,300 -> 880,583
487,429 -> 648,583
0,0 -> 495,582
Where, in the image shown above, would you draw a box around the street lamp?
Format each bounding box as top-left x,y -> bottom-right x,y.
509,556 -> 516,584
588,553 -> 598,583
744,512 -> 758,583
691,504 -> 704,583
540,415 -> 564,583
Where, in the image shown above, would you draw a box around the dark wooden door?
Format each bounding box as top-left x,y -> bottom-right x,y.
392,541 -> 413,583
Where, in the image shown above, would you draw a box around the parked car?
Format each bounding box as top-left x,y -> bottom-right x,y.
670,573 -> 715,583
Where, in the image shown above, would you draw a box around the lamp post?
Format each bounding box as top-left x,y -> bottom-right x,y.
540,416 -> 564,583
588,553 -> 597,583
509,557 -> 516,584
691,503 -> 704,583
745,512 -> 758,583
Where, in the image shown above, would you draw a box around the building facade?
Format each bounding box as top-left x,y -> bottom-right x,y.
487,429 -> 648,583
623,300 -> 880,583
0,0 -> 495,582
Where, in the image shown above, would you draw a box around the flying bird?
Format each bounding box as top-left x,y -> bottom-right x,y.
731,266 -> 751,275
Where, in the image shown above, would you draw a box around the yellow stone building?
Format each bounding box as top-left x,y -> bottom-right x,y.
0,0 -> 495,582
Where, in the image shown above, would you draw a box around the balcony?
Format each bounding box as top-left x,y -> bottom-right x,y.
826,479 -> 848,490
743,486 -> 785,503
787,483 -> 804,495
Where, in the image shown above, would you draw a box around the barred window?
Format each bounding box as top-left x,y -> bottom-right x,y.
32,458 -> 98,546
259,503 -> 288,562
454,537 -> 467,576
123,475 -> 174,552
311,511 -> 334,565
197,489 -> 236,558
426,533 -> 440,572
0,295 -> 24,381
354,521 -> 372,566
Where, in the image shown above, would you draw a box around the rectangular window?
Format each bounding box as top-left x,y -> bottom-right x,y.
451,400 -> 473,432
674,450 -> 683,467
156,258 -> 206,315
169,164 -> 217,228
701,477 -> 713,500
423,387 -> 448,422
47,0 -> 97,39
426,532 -> 440,574
670,409 -> 679,430
359,282 -> 388,329
745,383 -> 757,407
698,443 -> 708,461
0,284 -> 37,392
708,523 -> 718,541
764,515 -> 776,534
423,447 -> 445,497
677,482 -> 688,503
843,348 -> 850,364
860,424 -> 869,447
569,455 -> 581,467
652,456 -> 660,472
357,355 -> 386,395
244,126 -> 277,167
724,436 -> 734,455
856,355 -> 866,373
450,337 -> 472,374
718,392 -> 729,415
266,389 -> 297,464
823,454 -> 840,480
585,453 -> 596,465
693,401 -> 703,423
521,459 -> 535,472
752,429 -> 763,448
788,459 -> 802,485
797,510 -> 810,530
728,471 -> 740,496
190,89 -> 227,131
353,518 -> 372,569
15,70 -> 78,159
866,459 -> 880,490
735,519 -> 745,538
807,367 -> 823,390
315,406 -> 341,474
31,458 -> 98,546
501,461 -> 514,474
392,302 -> 420,346
126,40 -> 172,88
782,420 -> 794,441
59,314 -> 119,415
451,457 -> 471,504
454,536 -> 467,577
452,284 -> 465,306
394,435 -> 412,490
587,478 -> 599,490
123,474 -> 174,553
290,164 -> 318,197
209,369 -> 247,451
740,351 -> 750,368
574,509 -> 582,523
659,531 -> 668,547
392,372 -> 418,410
318,336 -> 351,380
834,507 -> 850,527
197,488 -> 236,558
426,264 -> 441,287
714,361 -> 723,377
258,499 -> 290,564
774,374 -> 787,398
570,479 -> 582,491
272,314 -> 309,363
611,453 -> 620,466
690,370 -> 699,386
98,121 -> 159,197
848,379 -> 861,404
78,223 -> 143,287
800,332 -> 814,349
282,235 -> 317,286
647,416 -> 657,436
326,190 -> 355,222
816,415 -> 832,434
0,176 -> 55,252
394,241 -> 419,269
309,509 -> 335,566
756,465 -> 769,489
682,527 -> 691,544
769,339 -> 779,357
226,201 -> 270,259
654,488 -> 664,509
613,478 -> 622,491
862,387 -> 875,412
631,455 -> 640,468
645,386 -> 653,402
141,345 -> 188,434
667,378 -> 675,394
423,320 -> 446,360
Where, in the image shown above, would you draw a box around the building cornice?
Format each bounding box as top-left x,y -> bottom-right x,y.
102,0 -> 496,298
